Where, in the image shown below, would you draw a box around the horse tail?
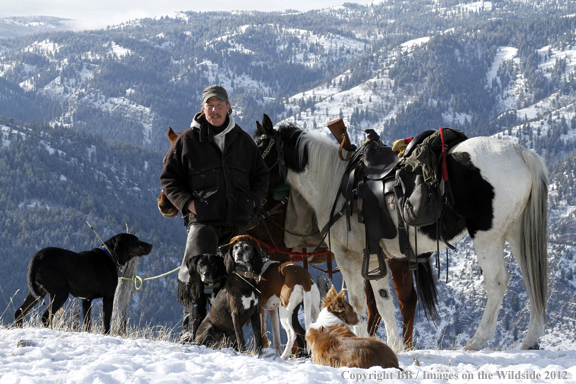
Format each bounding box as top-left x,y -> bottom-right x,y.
517,148 -> 549,326
415,256 -> 439,321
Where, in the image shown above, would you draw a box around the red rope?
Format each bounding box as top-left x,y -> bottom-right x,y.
439,127 -> 449,181
247,235 -> 331,262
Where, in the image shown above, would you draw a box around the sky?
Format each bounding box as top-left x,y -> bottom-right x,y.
1,0 -> 373,31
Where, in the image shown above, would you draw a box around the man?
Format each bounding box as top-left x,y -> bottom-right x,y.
160,85 -> 269,342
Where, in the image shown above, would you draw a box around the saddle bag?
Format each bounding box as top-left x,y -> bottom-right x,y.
394,168 -> 443,227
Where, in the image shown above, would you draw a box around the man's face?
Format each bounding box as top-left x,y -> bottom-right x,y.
202,97 -> 230,127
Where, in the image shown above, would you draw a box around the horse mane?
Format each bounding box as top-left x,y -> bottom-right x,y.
277,124 -> 348,200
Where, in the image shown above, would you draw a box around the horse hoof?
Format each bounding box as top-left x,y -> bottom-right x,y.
521,343 -> 540,350
463,345 -> 480,351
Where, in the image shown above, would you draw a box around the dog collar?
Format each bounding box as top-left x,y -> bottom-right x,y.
100,246 -> 120,267
203,279 -> 224,294
233,270 -> 260,279
232,270 -> 261,293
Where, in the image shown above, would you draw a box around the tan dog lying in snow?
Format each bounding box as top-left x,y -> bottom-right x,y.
305,286 -> 399,369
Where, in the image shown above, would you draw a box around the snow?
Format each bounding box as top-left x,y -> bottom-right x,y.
400,37 -> 431,52
1,327 -> 575,383
108,42 -> 132,58
486,46 -> 518,88
23,39 -> 62,56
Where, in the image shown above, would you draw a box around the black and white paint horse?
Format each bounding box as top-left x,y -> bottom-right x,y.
255,121 -> 548,351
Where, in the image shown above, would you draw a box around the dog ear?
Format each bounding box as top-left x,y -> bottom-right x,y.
325,286 -> 338,301
321,286 -> 338,308
218,242 -> 234,258
224,252 -> 235,275
185,255 -> 201,274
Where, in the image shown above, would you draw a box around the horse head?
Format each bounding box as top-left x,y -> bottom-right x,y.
255,114 -> 286,190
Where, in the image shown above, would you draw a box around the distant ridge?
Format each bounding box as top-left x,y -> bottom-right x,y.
0,16 -> 75,39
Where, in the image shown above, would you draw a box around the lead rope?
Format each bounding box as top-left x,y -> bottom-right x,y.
120,267 -> 181,296
232,271 -> 261,293
86,221 -> 120,267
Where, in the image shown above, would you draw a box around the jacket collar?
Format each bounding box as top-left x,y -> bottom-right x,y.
191,113 -> 236,150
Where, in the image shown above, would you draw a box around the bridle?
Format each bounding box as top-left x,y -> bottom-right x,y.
254,130 -> 325,260
258,132 -> 287,185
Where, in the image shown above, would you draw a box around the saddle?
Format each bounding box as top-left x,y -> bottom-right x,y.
330,127 -> 467,280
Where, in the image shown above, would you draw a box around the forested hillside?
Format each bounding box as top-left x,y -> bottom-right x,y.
0,118 -> 185,327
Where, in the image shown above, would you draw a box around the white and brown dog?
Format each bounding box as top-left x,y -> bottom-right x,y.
259,259 -> 321,359
305,286 -> 400,369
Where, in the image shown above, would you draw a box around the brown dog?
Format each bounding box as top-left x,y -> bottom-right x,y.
259,260 -> 320,359
305,286 -> 399,369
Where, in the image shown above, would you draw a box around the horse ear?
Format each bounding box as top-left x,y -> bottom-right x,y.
262,114 -> 274,134
168,126 -> 178,144
256,121 -> 264,136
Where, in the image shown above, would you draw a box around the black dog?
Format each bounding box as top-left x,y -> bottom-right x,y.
178,253 -> 227,343
194,235 -> 264,353
188,254 -> 227,302
14,233 -> 153,334
179,253 -> 227,343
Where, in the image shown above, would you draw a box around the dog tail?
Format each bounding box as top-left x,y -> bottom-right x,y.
28,254 -> 46,305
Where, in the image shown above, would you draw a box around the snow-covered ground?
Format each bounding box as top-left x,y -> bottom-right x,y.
1,327 -> 574,383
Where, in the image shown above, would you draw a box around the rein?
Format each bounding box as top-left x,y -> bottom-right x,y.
256,130 -> 339,262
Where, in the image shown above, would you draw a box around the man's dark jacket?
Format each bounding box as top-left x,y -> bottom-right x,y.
160,115 -> 269,227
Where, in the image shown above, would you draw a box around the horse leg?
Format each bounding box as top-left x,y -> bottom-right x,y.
368,271 -> 403,352
364,280 -> 381,336
464,234 -> 509,351
388,258 -> 417,350
507,221 -> 546,350
336,255 -> 370,338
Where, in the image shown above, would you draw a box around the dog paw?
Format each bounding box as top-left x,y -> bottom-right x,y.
179,332 -> 197,344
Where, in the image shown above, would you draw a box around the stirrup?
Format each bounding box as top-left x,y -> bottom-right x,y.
361,248 -> 387,280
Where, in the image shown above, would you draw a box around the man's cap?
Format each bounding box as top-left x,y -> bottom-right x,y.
202,85 -> 229,103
